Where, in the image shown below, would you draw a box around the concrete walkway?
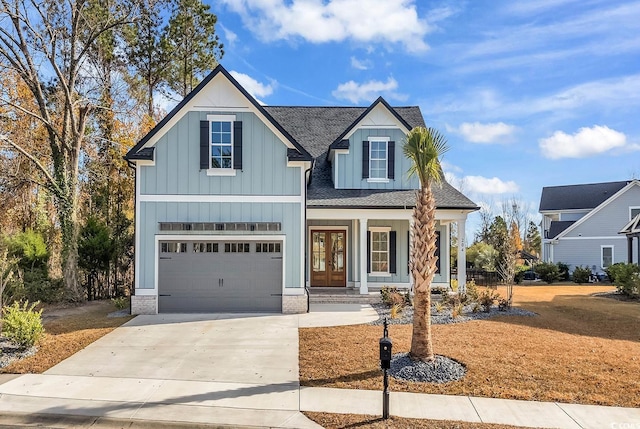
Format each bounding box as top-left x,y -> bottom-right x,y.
1,303 -> 639,429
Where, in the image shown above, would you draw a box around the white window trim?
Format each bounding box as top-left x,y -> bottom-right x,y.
367,136 -> 390,182
601,245 -> 614,269
206,114 -> 236,176
630,206 -> 640,220
369,226 -> 391,277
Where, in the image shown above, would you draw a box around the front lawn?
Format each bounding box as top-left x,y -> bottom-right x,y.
299,285 -> 640,407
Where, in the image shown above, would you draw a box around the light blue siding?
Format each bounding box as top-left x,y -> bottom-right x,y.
366,220 -> 448,285
137,201 -> 303,290
141,111 -> 301,196
336,128 -> 420,190
553,238 -> 634,272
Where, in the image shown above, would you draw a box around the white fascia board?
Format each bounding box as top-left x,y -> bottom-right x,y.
286,159 -> 312,169
554,180 -> 640,240
343,103 -> 410,140
307,207 -> 472,221
129,159 -> 155,167
142,73 -> 297,151
139,194 -> 304,203
327,148 -> 348,163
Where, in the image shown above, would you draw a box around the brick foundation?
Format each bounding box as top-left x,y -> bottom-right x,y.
131,295 -> 157,315
282,294 -> 307,314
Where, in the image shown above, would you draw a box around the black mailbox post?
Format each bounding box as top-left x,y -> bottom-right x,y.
379,318 -> 392,419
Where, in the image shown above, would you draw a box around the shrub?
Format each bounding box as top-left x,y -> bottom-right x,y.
112,296 -> 129,310
471,303 -> 481,313
390,303 -> 403,319
478,288 -> 500,312
498,298 -> 510,311
403,289 -> 413,307
2,300 -> 44,348
451,303 -> 463,319
572,266 -> 591,284
465,280 -> 479,302
389,292 -> 404,306
536,262 -> 561,284
434,301 -> 445,313
556,262 -> 570,281
380,286 -> 398,306
606,263 -> 640,297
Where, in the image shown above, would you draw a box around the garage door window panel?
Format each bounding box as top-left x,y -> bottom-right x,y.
161,242 -> 187,253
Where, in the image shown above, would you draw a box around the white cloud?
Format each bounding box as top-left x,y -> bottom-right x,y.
220,24 -> 238,48
332,77 -> 408,104
539,125 -> 627,159
229,71 -> 274,100
219,0 -> 432,53
350,56 -> 371,70
464,176 -> 519,194
449,122 -> 516,143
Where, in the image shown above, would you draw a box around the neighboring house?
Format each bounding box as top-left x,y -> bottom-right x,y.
125,65 -> 478,315
540,180 -> 640,274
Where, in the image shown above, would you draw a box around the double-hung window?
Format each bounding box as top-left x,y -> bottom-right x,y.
210,120 -> 232,169
369,140 -> 388,180
601,245 -> 614,269
363,137 -> 394,181
370,228 -> 390,275
202,114 -> 240,176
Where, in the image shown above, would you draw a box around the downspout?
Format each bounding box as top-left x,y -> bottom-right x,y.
304,161 -> 314,313
126,159 -> 136,316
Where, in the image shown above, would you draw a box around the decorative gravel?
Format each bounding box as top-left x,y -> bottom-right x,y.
370,302 -> 536,326
389,352 -> 466,383
0,337 -> 37,369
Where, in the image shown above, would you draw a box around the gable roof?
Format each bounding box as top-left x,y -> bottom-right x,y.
125,64 -> 312,162
539,180 -> 630,211
265,105 -> 477,210
548,179 -> 640,240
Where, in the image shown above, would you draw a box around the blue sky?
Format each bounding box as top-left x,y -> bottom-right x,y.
205,0 -> 640,235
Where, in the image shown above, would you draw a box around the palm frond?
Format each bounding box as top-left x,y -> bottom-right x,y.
403,127 -> 449,187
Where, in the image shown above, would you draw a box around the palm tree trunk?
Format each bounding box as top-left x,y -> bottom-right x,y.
410,184 -> 438,362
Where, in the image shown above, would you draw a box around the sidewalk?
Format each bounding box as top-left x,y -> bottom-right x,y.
301,387 -> 640,429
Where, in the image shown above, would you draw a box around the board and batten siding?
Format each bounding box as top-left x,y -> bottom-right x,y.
335,128 -> 419,190
564,184 -> 640,238
366,220 -> 448,285
141,111 -> 301,196
137,201 -> 302,291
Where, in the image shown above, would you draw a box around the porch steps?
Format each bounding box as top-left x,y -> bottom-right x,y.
308,293 -> 382,305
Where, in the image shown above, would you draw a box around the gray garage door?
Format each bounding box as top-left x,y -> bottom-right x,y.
158,240 -> 282,313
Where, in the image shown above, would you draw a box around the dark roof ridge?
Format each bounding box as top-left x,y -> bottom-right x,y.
542,179 -> 631,189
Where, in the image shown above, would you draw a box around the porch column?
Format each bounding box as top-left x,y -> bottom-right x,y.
359,218 -> 368,294
457,219 -> 467,294
628,236 -> 634,264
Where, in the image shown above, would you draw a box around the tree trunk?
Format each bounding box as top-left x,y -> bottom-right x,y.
410,184 -> 438,362
60,193 -> 83,302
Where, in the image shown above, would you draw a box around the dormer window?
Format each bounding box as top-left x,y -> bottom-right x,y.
362,137 -> 395,182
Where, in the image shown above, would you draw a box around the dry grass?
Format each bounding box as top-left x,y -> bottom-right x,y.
300,285 -> 640,407
304,412 -> 534,429
1,300 -> 133,374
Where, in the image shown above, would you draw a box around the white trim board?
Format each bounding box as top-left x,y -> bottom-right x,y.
139,194 -> 304,203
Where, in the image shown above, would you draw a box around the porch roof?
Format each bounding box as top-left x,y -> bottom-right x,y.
619,213 -> 640,237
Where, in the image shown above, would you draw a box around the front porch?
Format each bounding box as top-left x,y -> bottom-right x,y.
306,208 -> 470,295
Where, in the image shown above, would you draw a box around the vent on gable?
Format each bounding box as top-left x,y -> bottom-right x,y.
158,222 -> 281,232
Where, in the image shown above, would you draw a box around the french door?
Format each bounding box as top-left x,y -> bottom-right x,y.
310,230 -> 346,287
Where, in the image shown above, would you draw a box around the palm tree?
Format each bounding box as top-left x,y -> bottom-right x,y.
403,127 -> 449,362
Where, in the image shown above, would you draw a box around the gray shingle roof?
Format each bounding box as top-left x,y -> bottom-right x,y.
547,221 -> 576,239
264,105 -> 477,210
539,181 -> 630,211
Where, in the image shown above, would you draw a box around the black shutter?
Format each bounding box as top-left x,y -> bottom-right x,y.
388,141 -> 395,179
390,231 -> 397,274
200,120 -> 209,169
435,231 -> 441,274
233,121 -> 243,170
366,230 -> 371,273
362,141 -> 369,179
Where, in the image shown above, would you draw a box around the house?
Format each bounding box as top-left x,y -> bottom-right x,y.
539,180 -> 640,274
124,65 -> 478,315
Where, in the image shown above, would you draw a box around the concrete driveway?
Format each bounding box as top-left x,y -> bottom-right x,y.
0,313 -> 321,428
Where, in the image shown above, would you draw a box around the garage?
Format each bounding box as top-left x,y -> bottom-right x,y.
158,239 -> 283,313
